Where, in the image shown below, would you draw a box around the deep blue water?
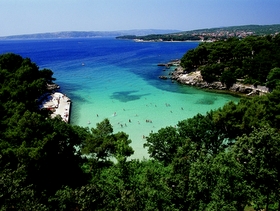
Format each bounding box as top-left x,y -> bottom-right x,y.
0,38 -> 198,92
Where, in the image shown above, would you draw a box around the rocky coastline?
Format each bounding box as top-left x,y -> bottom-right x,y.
46,83 -> 60,91
159,61 -> 269,96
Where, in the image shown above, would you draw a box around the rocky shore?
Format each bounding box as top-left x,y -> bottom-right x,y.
169,65 -> 270,96
46,83 -> 60,91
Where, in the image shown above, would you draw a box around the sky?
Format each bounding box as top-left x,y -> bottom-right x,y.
0,0 -> 280,37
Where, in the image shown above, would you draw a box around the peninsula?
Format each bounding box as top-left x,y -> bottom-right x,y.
161,31 -> 280,96
117,24 -> 280,42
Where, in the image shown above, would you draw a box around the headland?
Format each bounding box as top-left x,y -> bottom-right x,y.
158,60 -> 269,96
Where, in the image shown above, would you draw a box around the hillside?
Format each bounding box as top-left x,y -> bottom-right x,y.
0,29 -> 181,40
178,34 -> 280,87
117,24 -> 280,41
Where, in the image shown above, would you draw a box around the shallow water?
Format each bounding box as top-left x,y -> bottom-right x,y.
0,38 -> 239,158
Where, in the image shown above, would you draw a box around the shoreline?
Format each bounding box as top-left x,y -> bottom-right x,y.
39,92 -> 71,123
133,38 -> 202,43
169,66 -> 270,97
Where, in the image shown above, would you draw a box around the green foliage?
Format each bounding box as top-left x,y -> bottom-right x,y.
220,69 -> 237,88
114,132 -> 134,163
188,151 -> 249,211
2,51 -> 280,210
118,34 -> 201,41
117,24 -> 280,42
143,88 -> 280,210
144,126 -> 183,165
49,184 -> 104,211
177,111 -> 228,158
81,118 -> 115,161
39,68 -> 56,83
96,159 -> 175,211
266,67 -> 280,90
81,118 -> 134,162
233,126 -> 280,210
181,34 -> 280,86
0,53 -> 90,208
0,164 -> 48,211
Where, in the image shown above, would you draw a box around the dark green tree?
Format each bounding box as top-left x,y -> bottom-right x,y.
81,118 -> 115,161
233,126 -> 280,211
220,69 -> 236,88
266,67 -> 280,90
144,126 -> 183,165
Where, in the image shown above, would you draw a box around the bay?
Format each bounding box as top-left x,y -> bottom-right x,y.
0,37 -> 239,158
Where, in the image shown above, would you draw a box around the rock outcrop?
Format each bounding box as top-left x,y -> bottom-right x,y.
159,75 -> 168,80
46,83 -> 60,91
171,67 -> 269,96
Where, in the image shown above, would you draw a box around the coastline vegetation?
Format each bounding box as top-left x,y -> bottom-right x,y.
1,32 -> 280,211
180,34 -> 280,89
117,24 -> 280,42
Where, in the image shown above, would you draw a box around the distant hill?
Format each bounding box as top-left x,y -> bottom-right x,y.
117,24 -> 280,41
178,24 -> 280,36
2,25 -> 279,41
0,29 -> 181,40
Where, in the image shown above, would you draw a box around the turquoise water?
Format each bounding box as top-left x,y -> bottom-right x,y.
0,38 -> 239,158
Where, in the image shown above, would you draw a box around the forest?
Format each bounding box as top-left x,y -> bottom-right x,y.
180,34 -> 280,89
0,37 -> 280,211
116,34 -> 202,41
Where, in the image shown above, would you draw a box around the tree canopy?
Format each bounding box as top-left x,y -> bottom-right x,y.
1,48 -> 280,210
181,34 -> 280,88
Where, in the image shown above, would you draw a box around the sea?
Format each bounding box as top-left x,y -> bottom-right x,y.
0,37 -> 239,159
